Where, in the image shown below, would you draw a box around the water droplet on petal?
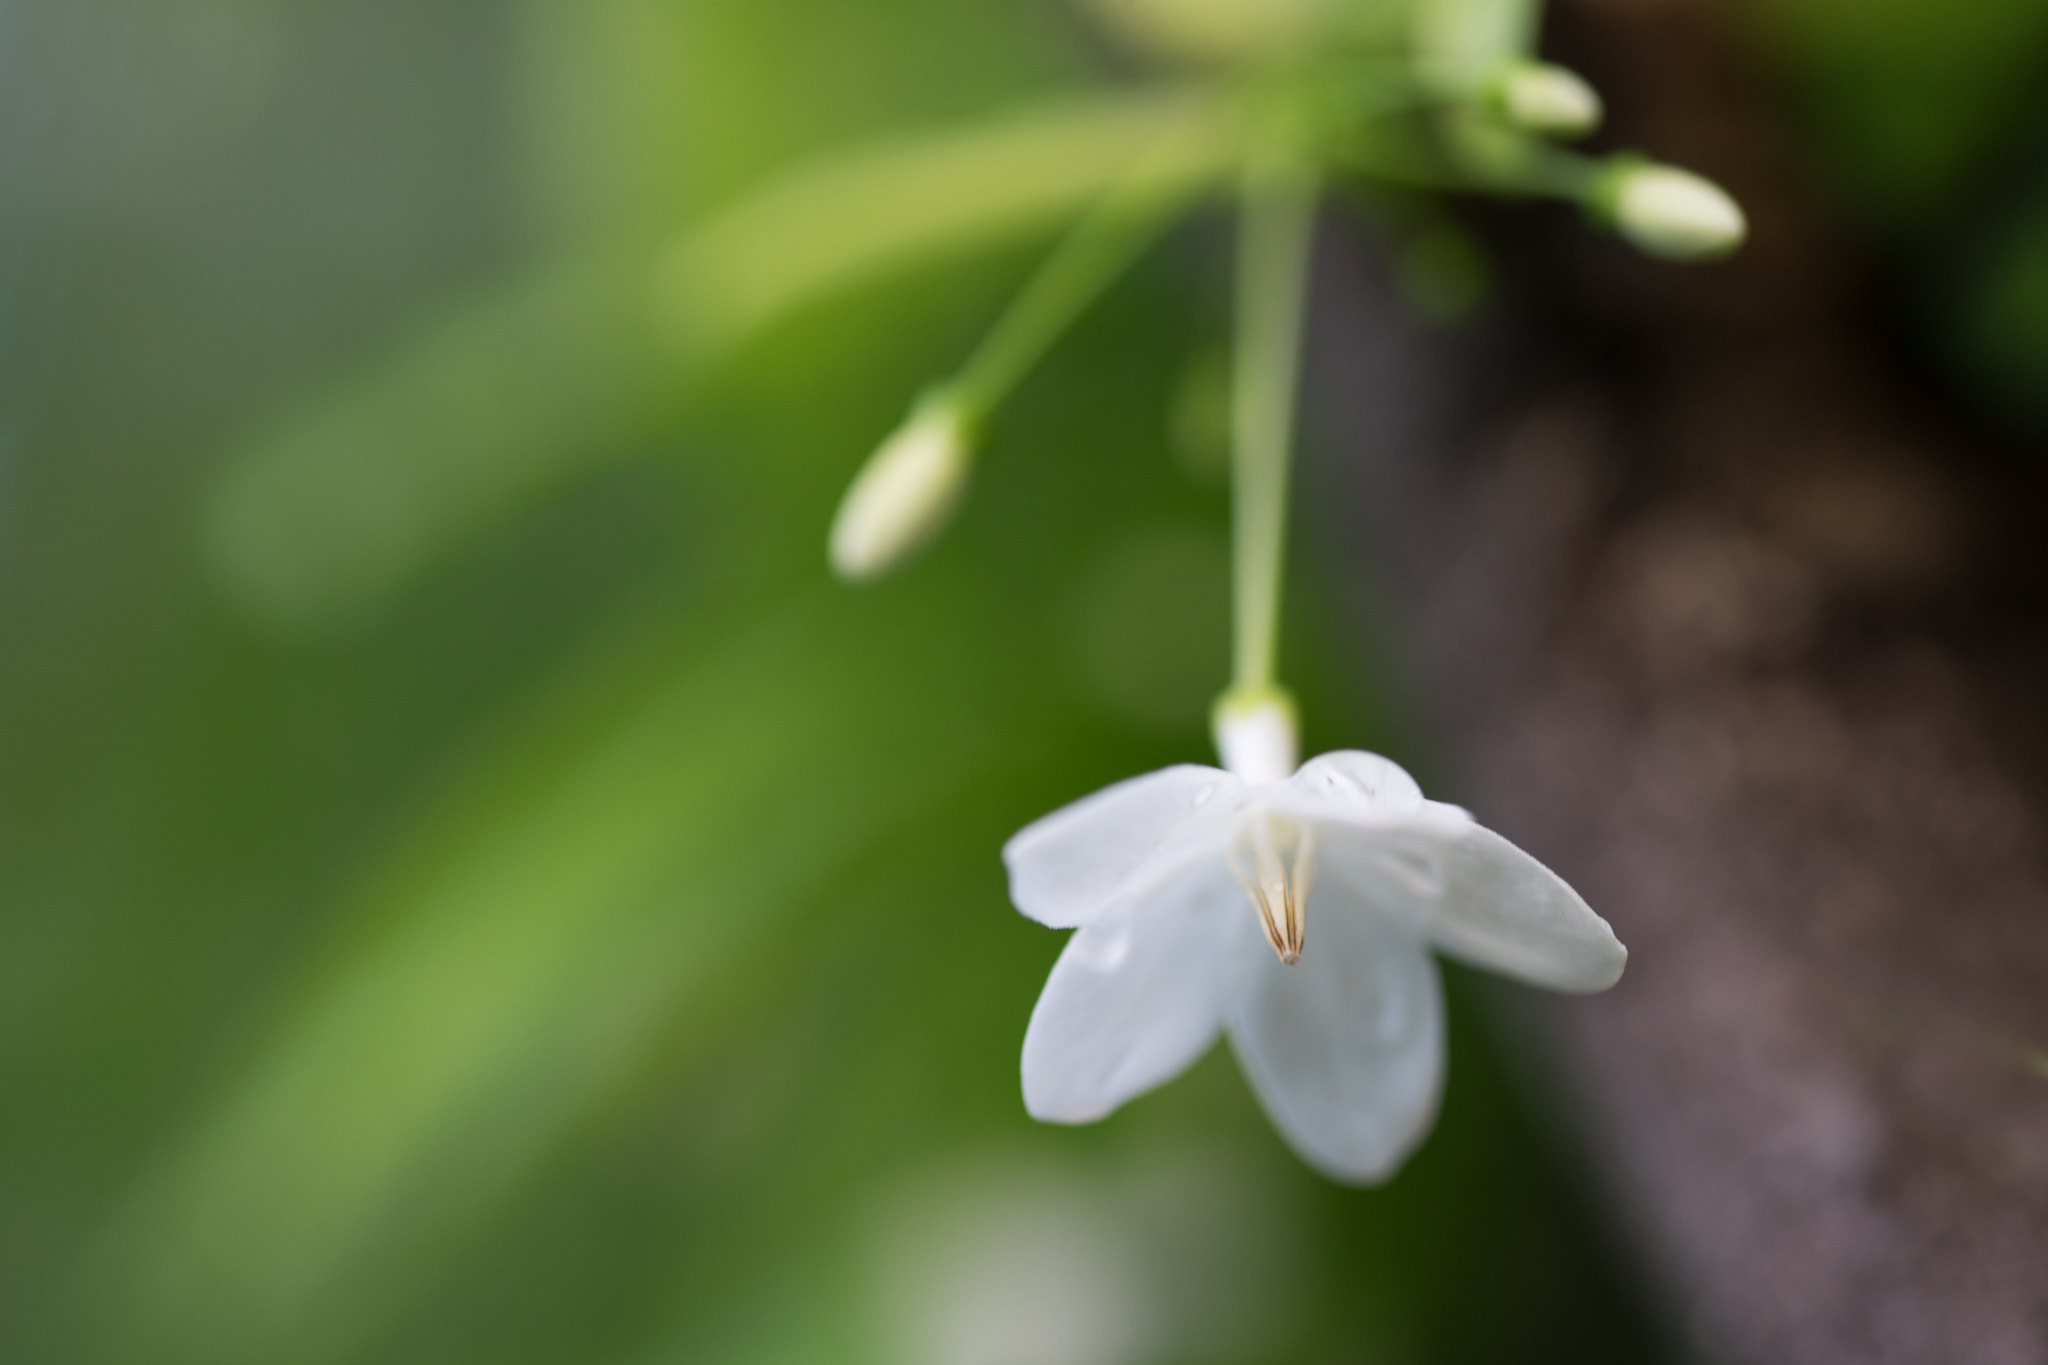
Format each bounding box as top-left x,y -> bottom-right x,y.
1073,926 -> 1133,973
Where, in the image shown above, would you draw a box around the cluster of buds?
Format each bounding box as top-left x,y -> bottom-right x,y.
824,0 -> 1746,584
1480,58 -> 1746,262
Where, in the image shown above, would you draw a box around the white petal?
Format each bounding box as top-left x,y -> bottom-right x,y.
1003,765 -> 1238,928
1021,855 -> 1240,1123
1227,906 -> 1444,1184
1285,750 -> 1426,813
1279,807 -> 1475,945
1271,754 -> 1464,934
1425,824 -> 1626,993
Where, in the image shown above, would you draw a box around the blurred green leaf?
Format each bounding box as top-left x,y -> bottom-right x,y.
1743,0 -> 2048,227
203,265 -> 673,632
1928,184 -> 2048,430
207,92 -> 1234,633
1413,0 -> 1539,89
88,582 -> 1024,1365
655,90 -> 1234,353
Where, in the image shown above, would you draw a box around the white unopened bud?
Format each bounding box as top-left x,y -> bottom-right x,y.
1494,62 -> 1602,138
1597,161 -> 1747,261
1213,686 -> 1299,785
829,399 -> 973,582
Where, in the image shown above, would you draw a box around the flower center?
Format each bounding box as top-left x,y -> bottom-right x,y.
1230,811 -> 1314,964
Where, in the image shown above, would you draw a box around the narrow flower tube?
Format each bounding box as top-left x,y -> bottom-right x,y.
1213,685 -> 1299,784
1492,61 -> 1602,139
828,396 -> 974,581
1592,159 -> 1747,261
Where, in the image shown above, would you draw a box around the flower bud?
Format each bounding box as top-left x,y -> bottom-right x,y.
1594,160 -> 1747,261
1213,686 -> 1299,785
1493,62 -> 1602,139
829,398 -> 973,582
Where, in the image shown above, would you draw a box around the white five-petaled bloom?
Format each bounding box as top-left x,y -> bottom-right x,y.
1003,731 -> 1626,1182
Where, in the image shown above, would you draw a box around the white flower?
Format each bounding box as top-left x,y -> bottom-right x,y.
1002,747 -> 1626,1183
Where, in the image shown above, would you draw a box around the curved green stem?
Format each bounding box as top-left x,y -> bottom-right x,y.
1229,140 -> 1318,693
950,127 -> 1226,421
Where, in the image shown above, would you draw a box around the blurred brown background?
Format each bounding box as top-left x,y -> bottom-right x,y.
1315,0 -> 2048,1359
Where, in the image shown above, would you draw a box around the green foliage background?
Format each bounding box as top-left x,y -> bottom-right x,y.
10,0 -> 2039,1360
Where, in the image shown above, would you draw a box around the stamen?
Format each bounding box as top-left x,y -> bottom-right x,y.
1230,812 -> 1315,964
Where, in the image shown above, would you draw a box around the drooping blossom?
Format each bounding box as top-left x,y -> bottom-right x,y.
1004,712 -> 1624,1182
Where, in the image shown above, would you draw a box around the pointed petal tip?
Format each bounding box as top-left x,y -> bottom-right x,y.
1422,824 -> 1634,995
1542,904 -> 1629,994
1295,1141 -> 1418,1187
1259,1085 -> 1440,1186
1020,1080 -> 1114,1126
1572,934 -> 1629,994
1229,919 -> 1446,1187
